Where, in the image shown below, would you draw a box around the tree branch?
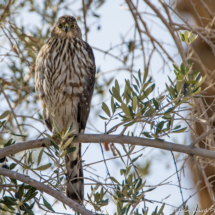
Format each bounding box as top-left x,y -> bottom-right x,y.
1,134 -> 215,160
0,168 -> 94,215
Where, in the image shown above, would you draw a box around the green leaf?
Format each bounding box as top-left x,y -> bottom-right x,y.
142,84 -> 155,100
166,84 -> 176,98
144,109 -> 155,117
157,203 -> 165,215
23,191 -> 38,202
184,205 -> 189,215
111,97 -> 115,113
196,74 -> 207,88
165,107 -> 175,113
102,102 -> 111,117
29,202 -> 35,210
99,115 -> 108,120
142,132 -> 152,138
132,84 -> 139,93
179,32 -> 185,42
115,79 -> 120,94
18,183 -> 25,201
190,69 -> 200,77
23,208 -> 34,215
168,75 -> 174,86
37,148 -> 44,167
34,163 -> 51,171
188,31 -> 192,40
43,197 -> 55,212
0,111 -> 10,120
133,75 -> 140,87
120,207 -> 127,215
112,87 -> 122,102
143,68 -> 149,83
121,103 -> 131,116
107,177 -> 120,185
0,206 -> 7,211
192,205 -> 198,215
124,121 -> 136,127
136,180 -> 146,192
180,63 -> 185,75
66,147 -> 76,154
184,31 -> 188,42
4,138 -> 13,147
115,147 -> 125,165
53,119 -> 60,133
157,121 -> 164,130
44,134 -> 59,150
131,154 -> 142,163
176,80 -> 183,94
5,204 -> 16,211
24,187 -> 37,199
125,166 -> 132,176
120,169 -> 126,175
132,96 -> 138,111
174,125 -> 181,130
66,122 -> 73,134
10,178 -> 17,185
173,64 -> 180,73
172,127 -> 187,133
134,178 -> 142,190
2,196 -> 17,205
61,136 -> 74,151
192,87 -> 201,95
191,34 -> 198,43
153,99 -> 159,109
9,163 -> 17,170
138,69 -> 142,83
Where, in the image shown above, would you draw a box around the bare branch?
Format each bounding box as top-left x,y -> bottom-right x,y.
1,134 -> 215,160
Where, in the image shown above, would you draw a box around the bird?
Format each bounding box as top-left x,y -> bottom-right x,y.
35,15 -> 96,204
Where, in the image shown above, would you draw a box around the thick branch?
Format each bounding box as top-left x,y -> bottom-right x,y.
1,134 -> 215,159
0,168 -> 94,215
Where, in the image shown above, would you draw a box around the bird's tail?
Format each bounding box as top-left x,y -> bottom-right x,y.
65,142 -> 84,204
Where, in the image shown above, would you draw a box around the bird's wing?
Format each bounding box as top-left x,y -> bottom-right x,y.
77,41 -> 96,131
35,41 -> 53,131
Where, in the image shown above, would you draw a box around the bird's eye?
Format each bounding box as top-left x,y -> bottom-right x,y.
71,24 -> 76,29
58,24 -> 62,28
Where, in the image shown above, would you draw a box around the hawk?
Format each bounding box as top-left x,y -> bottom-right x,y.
35,15 -> 96,204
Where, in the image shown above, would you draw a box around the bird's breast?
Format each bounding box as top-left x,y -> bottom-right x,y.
43,38 -> 92,100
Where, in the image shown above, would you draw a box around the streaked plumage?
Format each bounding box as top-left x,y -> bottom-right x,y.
35,15 -> 96,204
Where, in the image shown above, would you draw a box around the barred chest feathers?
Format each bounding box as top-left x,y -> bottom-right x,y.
35,37 -> 94,133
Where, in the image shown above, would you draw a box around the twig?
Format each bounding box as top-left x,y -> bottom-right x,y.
0,82 -> 23,137
98,138 -> 116,189
190,128 -> 215,147
170,151 -> 185,209
82,0 -> 87,42
190,155 -> 215,205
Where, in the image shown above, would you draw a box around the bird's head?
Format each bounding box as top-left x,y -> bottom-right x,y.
51,15 -> 82,39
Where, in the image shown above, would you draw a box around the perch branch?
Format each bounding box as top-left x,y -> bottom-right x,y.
1,134 -> 215,160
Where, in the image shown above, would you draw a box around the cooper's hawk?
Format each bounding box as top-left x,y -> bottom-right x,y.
35,15 -> 96,204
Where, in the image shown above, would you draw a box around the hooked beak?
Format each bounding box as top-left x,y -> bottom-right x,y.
65,23 -> 69,33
